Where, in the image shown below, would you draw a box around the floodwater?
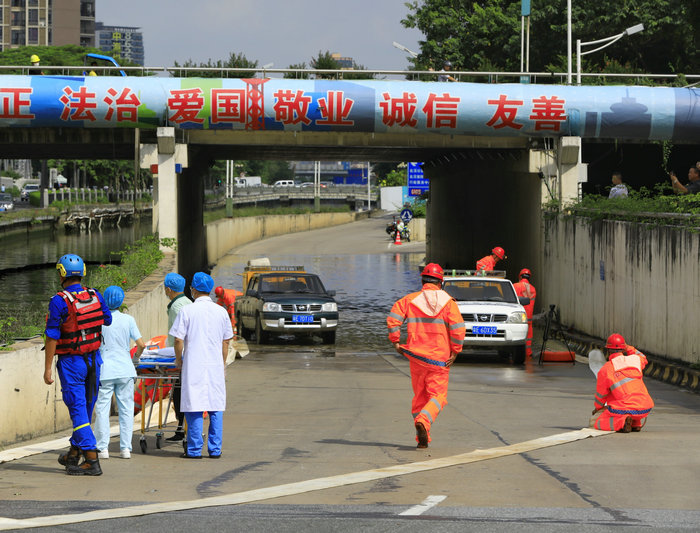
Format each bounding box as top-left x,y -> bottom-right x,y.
0,220 -> 152,335
213,251 -> 426,352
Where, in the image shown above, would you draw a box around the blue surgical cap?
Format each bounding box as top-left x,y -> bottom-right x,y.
104,285 -> 125,310
191,272 -> 214,294
164,272 -> 186,292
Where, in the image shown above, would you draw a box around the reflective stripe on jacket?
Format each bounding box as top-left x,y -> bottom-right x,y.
387,283 -> 465,367
513,279 -> 536,318
594,351 -> 654,413
476,255 -> 496,272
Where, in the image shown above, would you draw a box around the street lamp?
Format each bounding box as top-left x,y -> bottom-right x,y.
392,41 -> 418,58
576,23 -> 644,85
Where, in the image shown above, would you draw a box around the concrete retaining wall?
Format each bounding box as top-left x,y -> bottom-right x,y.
542,216 -> 700,366
206,211 -> 368,265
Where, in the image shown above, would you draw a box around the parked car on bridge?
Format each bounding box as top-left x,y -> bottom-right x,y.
235,261 -> 338,345
442,270 -> 530,365
0,193 -> 13,211
20,183 -> 39,201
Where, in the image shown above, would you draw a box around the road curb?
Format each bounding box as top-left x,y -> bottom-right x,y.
549,332 -> 700,394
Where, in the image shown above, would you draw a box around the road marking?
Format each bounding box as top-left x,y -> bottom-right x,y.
0,427 -> 609,531
399,495 -> 447,516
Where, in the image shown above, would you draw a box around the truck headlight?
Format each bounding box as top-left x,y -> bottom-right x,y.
506,311 -> 527,324
322,302 -> 337,312
262,302 -> 281,312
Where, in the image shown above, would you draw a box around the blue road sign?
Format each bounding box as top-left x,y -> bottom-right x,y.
407,162 -> 428,197
400,208 -> 413,224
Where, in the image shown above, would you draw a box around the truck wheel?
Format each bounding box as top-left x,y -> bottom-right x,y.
321,331 -> 336,344
512,345 -> 526,365
237,313 -> 251,340
255,315 -> 269,345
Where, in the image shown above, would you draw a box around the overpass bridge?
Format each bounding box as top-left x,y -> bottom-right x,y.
0,73 -> 698,279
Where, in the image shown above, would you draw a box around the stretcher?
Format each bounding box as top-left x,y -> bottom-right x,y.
133,336 -> 180,453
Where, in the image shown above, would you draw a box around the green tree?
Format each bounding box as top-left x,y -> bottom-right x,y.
285,62 -> 309,79
310,50 -> 340,78
402,0 -> 699,78
173,52 -> 258,78
380,168 -> 407,187
0,44 -> 140,74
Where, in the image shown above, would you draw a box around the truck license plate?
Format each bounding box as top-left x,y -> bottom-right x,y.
472,326 -> 497,335
292,315 -> 314,323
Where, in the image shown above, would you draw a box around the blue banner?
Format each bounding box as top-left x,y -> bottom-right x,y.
0,76 -> 697,142
407,162 -> 428,197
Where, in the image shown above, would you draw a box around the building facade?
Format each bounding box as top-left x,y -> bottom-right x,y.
95,22 -> 143,65
0,0 -> 94,51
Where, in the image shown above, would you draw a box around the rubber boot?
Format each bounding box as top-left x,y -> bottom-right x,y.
57,445 -> 81,468
66,450 -> 103,476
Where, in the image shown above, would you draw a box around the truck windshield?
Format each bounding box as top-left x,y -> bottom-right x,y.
443,279 -> 517,303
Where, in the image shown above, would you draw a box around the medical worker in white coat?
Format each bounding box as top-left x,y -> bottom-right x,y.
170,272 -> 233,459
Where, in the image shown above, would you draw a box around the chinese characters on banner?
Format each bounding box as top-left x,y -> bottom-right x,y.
0,84 -> 567,133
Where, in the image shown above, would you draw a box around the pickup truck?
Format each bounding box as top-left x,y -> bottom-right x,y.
235,263 -> 338,345
441,270 -> 530,364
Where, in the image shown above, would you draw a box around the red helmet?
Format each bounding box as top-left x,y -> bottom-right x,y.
492,246 -> 506,260
421,263 -> 444,281
605,333 -> 626,350
519,268 -> 531,279
214,286 -> 224,297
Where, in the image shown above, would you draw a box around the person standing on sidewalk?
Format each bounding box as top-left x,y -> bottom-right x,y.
43,254 -> 112,475
164,272 -> 191,441
94,286 -> 145,460
171,272 -> 233,458
387,263 -> 465,448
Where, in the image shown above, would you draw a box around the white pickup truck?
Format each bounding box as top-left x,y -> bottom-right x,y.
442,270 -> 530,365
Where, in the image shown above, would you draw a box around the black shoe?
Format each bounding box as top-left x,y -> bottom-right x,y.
166,431 -> 185,442
415,422 -> 429,449
58,445 -> 81,467
66,451 -> 102,476
180,452 -> 202,459
618,416 -> 633,433
208,453 -> 221,459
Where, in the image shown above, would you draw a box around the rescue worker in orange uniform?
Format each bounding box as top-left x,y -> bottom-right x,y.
214,286 -> 242,332
387,263 -> 466,448
590,333 -> 654,432
476,246 -> 506,272
512,268 -> 536,359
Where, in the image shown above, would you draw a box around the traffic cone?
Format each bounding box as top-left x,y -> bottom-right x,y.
393,230 -> 402,245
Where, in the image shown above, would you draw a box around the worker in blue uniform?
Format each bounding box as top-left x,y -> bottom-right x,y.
43,254 -> 112,476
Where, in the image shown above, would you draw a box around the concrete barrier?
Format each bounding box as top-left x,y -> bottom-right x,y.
0,212 -> 369,447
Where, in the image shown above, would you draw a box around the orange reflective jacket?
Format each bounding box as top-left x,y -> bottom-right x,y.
594,351 -> 654,415
476,255 -> 496,272
217,288 -> 241,322
387,284 -> 465,368
513,279 -> 536,317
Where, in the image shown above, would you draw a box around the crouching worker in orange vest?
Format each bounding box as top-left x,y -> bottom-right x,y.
590,333 -> 654,433
512,268 -> 536,358
387,263 -> 465,448
214,286 -> 242,332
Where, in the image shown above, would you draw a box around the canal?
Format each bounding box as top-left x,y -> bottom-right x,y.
0,219 -> 152,339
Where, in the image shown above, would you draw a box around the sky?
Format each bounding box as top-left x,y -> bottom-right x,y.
96,0 -> 424,73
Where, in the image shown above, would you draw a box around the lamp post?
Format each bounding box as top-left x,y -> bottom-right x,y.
392,41 -> 418,58
576,23 -> 644,85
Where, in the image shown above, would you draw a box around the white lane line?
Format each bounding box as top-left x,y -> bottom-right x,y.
0,409 -> 176,464
399,495 -> 447,516
0,428 -> 609,531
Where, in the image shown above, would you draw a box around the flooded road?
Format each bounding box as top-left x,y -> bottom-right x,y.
212,215 -> 426,351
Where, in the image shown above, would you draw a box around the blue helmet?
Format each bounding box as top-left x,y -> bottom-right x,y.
103,285 -> 125,310
56,254 -> 85,278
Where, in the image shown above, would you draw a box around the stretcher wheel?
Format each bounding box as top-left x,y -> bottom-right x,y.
140,439 -> 147,454
156,434 -> 162,449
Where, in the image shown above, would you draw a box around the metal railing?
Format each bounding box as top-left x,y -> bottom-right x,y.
1,65 -> 697,87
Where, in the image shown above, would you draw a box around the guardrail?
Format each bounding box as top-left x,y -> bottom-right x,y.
1,65 -> 696,87
206,185 -> 378,209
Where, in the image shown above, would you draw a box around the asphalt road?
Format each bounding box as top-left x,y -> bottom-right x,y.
1,214 -> 699,532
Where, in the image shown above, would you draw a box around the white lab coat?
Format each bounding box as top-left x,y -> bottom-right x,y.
169,295 -> 234,412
